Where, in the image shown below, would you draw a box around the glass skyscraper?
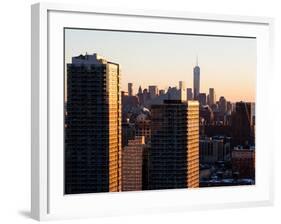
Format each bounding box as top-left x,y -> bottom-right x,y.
193,59 -> 200,100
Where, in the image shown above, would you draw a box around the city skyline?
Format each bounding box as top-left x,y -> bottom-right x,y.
65,52 -> 255,193
65,28 -> 256,102
64,29 -> 256,194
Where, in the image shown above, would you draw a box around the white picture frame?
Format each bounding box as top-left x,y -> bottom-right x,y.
31,2 -> 274,221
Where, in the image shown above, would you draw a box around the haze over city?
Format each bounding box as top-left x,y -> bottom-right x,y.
65,28 -> 256,102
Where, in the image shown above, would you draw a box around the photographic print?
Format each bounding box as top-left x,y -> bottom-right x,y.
64,28 -> 256,194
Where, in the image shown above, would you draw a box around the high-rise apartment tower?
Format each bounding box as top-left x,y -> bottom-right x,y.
148,100 -> 199,189
65,53 -> 122,194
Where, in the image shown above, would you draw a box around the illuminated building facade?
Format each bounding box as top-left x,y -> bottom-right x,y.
148,100 -> 199,189
65,53 -> 121,194
122,136 -> 146,191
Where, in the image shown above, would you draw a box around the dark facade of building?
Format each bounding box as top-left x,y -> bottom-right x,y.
148,100 -> 199,190
198,93 -> 207,105
121,94 -> 139,113
65,54 -> 121,194
186,88 -> 193,101
219,96 -> 227,114
199,137 -> 231,164
208,88 -> 215,106
231,102 -> 255,147
200,105 -> 214,125
121,121 -> 135,147
128,82 -> 133,96
135,114 -> 151,144
232,148 -> 255,179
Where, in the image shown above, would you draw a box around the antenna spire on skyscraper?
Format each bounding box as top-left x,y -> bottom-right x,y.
196,55 -> 198,66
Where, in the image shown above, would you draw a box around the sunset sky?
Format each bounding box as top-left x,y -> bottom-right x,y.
65,28 -> 256,102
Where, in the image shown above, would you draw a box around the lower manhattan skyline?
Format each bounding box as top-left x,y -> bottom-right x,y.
64,28 -> 256,194
65,28 -> 256,102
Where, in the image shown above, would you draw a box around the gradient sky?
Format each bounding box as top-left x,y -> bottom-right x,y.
65,28 -> 256,102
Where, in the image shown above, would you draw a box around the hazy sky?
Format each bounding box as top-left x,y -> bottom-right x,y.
65,28 -> 256,102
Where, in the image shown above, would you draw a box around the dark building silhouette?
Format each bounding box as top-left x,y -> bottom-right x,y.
65,53 -> 121,194
148,100 -> 199,190
159,89 -> 166,95
231,102 -> 255,147
200,105 -> 214,125
198,93 -> 207,105
142,88 -> 151,107
208,88 -> 215,106
121,91 -> 139,113
148,85 -> 158,99
232,147 -> 255,179
128,83 -> 133,96
137,86 -> 144,105
200,136 -> 231,164
135,113 -> 151,144
186,88 -> 193,101
121,119 -> 135,147
227,101 -> 233,113
219,96 -> 227,114
193,58 -> 200,100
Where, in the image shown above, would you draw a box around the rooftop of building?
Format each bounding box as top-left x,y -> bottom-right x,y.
70,53 -> 120,68
71,53 -> 107,65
